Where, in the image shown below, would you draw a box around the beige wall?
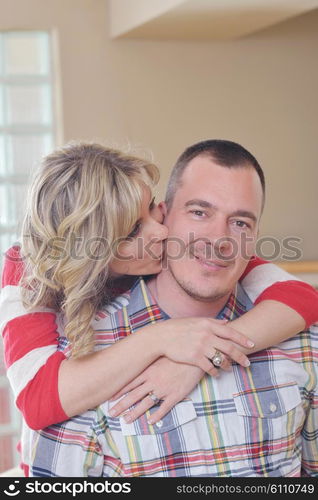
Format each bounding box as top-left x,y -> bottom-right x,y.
1,0 -> 317,259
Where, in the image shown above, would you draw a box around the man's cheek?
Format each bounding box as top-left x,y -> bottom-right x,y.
166,238 -> 187,261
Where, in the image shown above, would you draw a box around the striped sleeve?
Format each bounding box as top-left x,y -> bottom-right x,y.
0,246 -> 68,429
241,257 -> 318,328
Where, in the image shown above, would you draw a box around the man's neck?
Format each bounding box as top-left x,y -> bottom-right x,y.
147,271 -> 232,319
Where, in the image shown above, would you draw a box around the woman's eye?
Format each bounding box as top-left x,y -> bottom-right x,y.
149,197 -> 156,211
127,222 -> 141,239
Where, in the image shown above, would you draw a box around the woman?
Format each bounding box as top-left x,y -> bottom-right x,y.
1,142 -> 317,473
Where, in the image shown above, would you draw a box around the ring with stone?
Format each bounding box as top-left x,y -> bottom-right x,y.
148,391 -> 161,405
209,350 -> 223,368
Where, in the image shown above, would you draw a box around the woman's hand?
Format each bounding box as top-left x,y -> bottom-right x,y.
109,357 -> 206,425
155,317 -> 253,375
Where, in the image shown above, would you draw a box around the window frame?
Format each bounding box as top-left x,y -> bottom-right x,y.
0,30 -> 58,472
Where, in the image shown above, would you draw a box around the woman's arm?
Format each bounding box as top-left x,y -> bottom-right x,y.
108,258 -> 318,424
1,246 -> 251,428
107,297 -> 315,426
236,256 -> 318,351
2,248 -> 317,428
241,257 -> 317,328
231,300 -> 305,354
1,246 -> 68,428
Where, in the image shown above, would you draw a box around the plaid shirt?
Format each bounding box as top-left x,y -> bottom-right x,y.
30,277 -> 318,477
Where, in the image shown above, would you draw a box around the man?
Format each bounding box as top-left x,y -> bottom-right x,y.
30,140 -> 318,477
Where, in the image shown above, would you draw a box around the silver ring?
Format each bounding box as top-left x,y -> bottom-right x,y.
210,350 -> 223,368
148,391 -> 161,405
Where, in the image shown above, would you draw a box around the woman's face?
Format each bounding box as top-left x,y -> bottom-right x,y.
109,187 -> 168,277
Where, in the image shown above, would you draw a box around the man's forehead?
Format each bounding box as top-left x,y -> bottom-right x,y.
172,158 -> 263,216
181,160 -> 257,187
181,155 -> 251,179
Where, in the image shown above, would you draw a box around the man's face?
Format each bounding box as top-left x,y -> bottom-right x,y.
163,155 -> 263,302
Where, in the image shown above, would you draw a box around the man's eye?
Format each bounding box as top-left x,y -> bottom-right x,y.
127,222 -> 141,239
190,210 -> 205,217
234,220 -> 250,228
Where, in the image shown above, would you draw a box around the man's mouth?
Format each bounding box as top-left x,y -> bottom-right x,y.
194,254 -> 233,271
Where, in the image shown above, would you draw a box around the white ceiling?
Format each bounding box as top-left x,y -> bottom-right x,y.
109,0 -> 318,40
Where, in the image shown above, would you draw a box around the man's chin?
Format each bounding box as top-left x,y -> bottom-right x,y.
177,282 -> 231,303
193,291 -> 231,302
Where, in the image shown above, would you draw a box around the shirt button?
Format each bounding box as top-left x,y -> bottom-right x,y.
156,420 -> 163,428
270,403 -> 277,413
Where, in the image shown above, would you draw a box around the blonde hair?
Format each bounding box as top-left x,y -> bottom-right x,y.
20,142 -> 159,357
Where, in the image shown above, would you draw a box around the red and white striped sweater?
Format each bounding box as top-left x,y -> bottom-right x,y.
1,245 -> 318,432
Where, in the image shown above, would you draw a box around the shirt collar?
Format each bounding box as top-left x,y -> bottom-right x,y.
125,276 -> 253,333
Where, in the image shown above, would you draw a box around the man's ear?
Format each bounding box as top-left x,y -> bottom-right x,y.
158,201 -> 167,217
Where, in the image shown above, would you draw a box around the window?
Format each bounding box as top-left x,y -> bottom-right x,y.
0,31 -> 56,472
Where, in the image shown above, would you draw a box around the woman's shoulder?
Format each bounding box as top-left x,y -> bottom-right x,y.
1,244 -> 24,288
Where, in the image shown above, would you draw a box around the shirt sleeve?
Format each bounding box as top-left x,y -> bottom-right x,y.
301,324 -> 318,477
301,390 -> 318,477
1,246 -> 68,429
240,257 -> 318,328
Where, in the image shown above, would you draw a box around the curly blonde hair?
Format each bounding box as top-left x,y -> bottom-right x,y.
20,142 -> 159,357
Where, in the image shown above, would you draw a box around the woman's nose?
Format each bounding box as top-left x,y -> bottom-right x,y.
148,214 -> 168,240
150,206 -> 168,240
152,220 -> 168,241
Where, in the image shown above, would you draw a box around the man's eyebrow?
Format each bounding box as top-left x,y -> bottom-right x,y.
184,199 -> 215,209
230,210 -> 257,223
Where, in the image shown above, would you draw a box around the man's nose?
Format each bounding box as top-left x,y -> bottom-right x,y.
207,218 -> 233,258
207,216 -> 230,241
213,237 -> 234,259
